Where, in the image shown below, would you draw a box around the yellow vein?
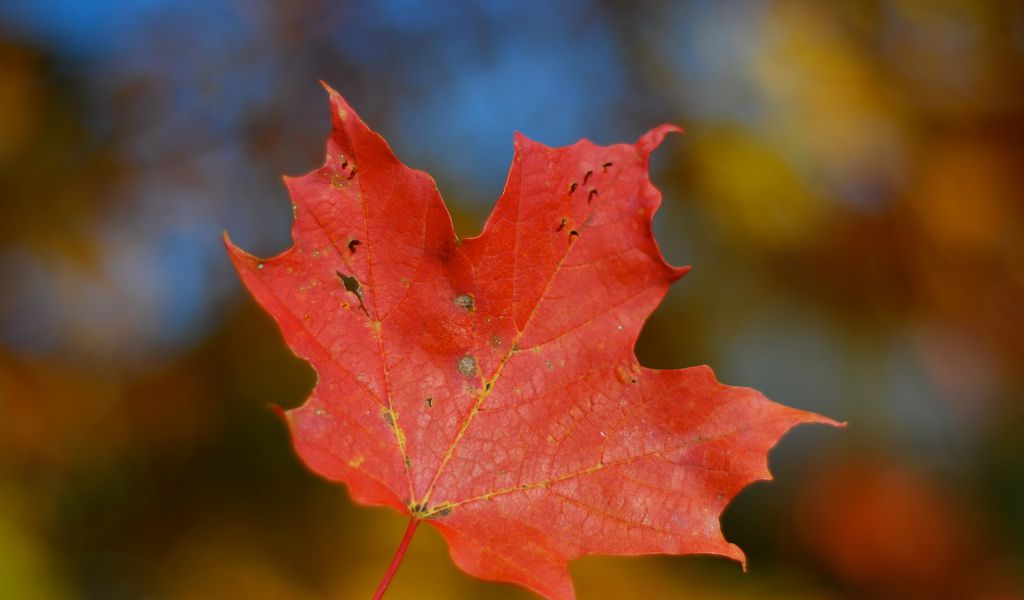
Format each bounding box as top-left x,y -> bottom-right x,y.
421,424 -> 755,517
417,154 -> 618,503
350,139 -> 416,503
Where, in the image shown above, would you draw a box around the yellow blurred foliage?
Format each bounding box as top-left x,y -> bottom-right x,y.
691,130 -> 826,249
0,490 -> 69,600
752,2 -> 908,196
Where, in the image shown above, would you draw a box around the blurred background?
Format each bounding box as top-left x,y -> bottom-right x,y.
1,0 -> 1022,598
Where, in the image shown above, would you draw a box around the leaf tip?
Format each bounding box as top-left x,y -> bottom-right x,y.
512,130 -> 530,148
728,543 -> 748,572
820,416 -> 848,429
221,229 -> 244,259
320,81 -> 355,126
319,80 -> 346,108
671,264 -> 692,281
268,403 -> 289,423
636,124 -> 684,157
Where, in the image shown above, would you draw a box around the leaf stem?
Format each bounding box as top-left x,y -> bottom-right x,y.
372,517 -> 420,600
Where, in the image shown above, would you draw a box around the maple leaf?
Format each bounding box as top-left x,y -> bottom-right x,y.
224,85 -> 840,600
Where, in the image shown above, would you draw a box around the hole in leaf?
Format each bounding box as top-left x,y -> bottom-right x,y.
425,397 -> 433,408
336,271 -> 369,317
556,217 -> 568,232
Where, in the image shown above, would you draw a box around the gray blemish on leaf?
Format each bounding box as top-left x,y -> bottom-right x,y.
454,293 -> 474,311
457,355 -> 478,377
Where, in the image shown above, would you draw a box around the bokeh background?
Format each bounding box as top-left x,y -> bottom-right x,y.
2,1 -> 1023,598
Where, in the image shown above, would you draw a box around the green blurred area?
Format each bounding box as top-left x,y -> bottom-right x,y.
2,1 -> 1023,598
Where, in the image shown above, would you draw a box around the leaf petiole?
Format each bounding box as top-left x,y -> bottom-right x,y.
371,517 -> 420,599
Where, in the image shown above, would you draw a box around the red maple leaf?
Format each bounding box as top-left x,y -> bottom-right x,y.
224,85 -> 840,600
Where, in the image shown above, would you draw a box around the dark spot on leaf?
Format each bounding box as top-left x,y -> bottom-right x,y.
348,239 -> 362,254
347,167 -> 357,179
454,294 -> 474,311
568,182 -> 577,195
336,271 -> 369,316
404,456 -> 411,468
583,170 -> 592,185
588,189 -> 598,203
484,381 -> 492,391
425,397 -> 433,408
337,271 -> 360,295
602,161 -> 613,171
569,230 -> 579,243
458,355 -> 478,377
556,217 -> 568,232
438,506 -> 452,516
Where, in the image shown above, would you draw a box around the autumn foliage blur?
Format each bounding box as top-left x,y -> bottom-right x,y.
1,1 -> 1022,598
